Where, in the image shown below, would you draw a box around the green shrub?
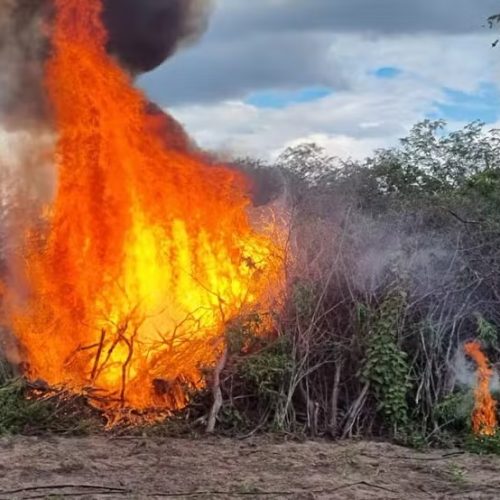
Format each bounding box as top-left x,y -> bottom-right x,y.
435,391 -> 474,433
0,354 -> 14,386
464,433 -> 500,455
361,292 -> 411,433
238,341 -> 293,400
0,380 -> 99,435
0,380 -> 54,434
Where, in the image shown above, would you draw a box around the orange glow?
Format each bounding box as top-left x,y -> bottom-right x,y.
4,0 -> 284,420
464,341 -> 498,437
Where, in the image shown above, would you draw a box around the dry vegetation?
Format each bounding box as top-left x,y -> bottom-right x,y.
2,120 -> 500,455
206,120 -> 500,449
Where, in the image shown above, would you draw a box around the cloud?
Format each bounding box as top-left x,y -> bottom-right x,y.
140,0 -> 499,106
137,1 -> 500,160
245,86 -> 333,109
167,30 -> 500,160
140,30 -> 344,106
210,0 -> 498,38
170,72 -> 440,160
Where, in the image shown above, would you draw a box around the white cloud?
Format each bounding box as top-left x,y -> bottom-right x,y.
327,33 -> 500,92
168,32 -> 499,161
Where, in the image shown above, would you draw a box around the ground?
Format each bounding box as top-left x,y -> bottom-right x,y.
0,437 -> 499,499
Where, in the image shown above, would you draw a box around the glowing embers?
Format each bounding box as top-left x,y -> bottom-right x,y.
464,341 -> 498,437
5,0 -> 284,421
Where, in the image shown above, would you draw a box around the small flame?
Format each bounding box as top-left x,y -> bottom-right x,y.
464,341 -> 498,437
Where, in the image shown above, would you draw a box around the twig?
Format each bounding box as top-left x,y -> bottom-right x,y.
448,209 -> 481,225
12,481 -> 399,498
17,492 -> 126,500
0,484 -> 128,497
90,328 -> 106,383
342,382 -> 369,439
149,481 -> 399,497
363,452 -> 465,461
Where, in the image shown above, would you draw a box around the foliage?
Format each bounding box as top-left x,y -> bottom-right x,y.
0,380 -> 55,435
277,143 -> 338,186
0,379 -> 99,435
220,334 -> 294,434
435,392 -> 474,434
464,433 -> 500,455
476,314 -> 499,350
488,13 -> 500,48
361,292 -> 410,432
238,341 -> 292,401
0,356 -> 13,386
264,120 -> 500,443
488,13 -> 500,27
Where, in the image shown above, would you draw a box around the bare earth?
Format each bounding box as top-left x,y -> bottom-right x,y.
0,436 -> 499,499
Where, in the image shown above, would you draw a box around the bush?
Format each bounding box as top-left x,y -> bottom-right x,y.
464,433 -> 500,455
0,379 -> 101,435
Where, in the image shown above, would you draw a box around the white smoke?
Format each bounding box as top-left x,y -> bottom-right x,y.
0,1 -> 49,130
450,345 -> 500,392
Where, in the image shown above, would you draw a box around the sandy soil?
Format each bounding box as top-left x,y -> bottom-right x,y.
0,436 -> 499,499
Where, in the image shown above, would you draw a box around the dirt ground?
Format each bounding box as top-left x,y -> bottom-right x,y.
0,436 -> 499,499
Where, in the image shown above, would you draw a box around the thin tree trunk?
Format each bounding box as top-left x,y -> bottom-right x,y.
329,360 -> 343,437
206,347 -> 228,434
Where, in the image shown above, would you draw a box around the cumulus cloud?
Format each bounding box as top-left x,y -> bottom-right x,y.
141,30 -> 344,106
167,30 -> 499,160
141,0 -> 499,106
131,0 -> 500,160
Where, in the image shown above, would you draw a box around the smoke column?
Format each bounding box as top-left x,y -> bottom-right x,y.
0,0 -> 213,127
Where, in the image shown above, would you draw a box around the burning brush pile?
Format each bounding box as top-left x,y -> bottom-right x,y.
1,0 -> 500,446
0,0 -> 285,426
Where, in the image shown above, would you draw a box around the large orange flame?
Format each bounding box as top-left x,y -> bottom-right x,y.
4,0 -> 284,419
464,341 -> 498,437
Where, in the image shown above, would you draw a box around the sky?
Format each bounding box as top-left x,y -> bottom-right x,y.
140,0 -> 500,162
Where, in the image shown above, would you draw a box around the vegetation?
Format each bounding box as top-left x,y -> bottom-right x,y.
2,119 -> 500,453
211,119 -> 500,449
0,379 -> 100,435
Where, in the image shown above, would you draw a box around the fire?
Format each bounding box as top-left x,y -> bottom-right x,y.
3,0 -> 284,419
464,341 -> 498,437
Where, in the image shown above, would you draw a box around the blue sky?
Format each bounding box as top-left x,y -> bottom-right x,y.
141,0 -> 500,160
373,66 -> 403,79
242,75 -> 500,124
432,83 -> 500,123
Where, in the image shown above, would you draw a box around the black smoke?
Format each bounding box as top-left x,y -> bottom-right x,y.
103,0 -> 212,74
4,0 -> 212,73
0,0 -> 213,127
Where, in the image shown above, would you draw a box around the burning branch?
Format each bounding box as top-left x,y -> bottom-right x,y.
90,329 -> 106,383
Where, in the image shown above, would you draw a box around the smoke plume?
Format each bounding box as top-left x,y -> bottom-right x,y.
0,0 -> 213,127
104,0 -> 213,74
0,1 -> 49,129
